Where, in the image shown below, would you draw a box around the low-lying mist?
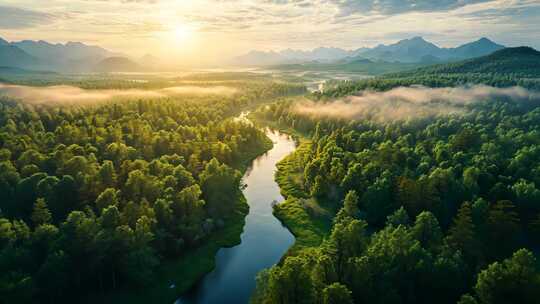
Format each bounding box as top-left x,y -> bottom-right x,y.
0,83 -> 237,104
295,85 -> 539,122
160,85 -> 237,96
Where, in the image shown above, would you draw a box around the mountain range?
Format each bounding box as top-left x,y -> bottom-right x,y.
0,37 -> 144,72
0,36 -> 508,72
234,37 -> 505,66
391,46 -> 540,78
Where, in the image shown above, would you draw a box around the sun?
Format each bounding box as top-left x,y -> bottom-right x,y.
172,24 -> 194,42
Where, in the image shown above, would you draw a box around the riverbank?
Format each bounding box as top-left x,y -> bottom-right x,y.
85,137 -> 273,304
249,115 -> 307,145
250,116 -> 334,255
272,141 -> 334,255
177,129 -> 296,304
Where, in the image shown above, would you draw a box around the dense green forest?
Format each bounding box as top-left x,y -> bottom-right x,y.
0,80 -> 305,303
316,47 -> 540,98
0,71 -> 307,92
270,59 -> 426,76
251,89 -> 540,303
2,46 -> 540,304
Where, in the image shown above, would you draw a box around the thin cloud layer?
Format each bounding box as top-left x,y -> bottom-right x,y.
1,0 -> 539,63
293,85 -> 539,122
326,0 -> 493,16
0,6 -> 53,29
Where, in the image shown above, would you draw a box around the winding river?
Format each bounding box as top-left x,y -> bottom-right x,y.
176,129 -> 297,304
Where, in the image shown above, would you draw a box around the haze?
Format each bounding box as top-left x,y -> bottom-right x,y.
1,0 -> 539,67
293,85 -> 540,122
0,83 -> 238,104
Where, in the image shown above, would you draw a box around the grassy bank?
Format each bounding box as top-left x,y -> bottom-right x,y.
86,138 -> 273,304
273,197 -> 332,253
270,135 -> 334,254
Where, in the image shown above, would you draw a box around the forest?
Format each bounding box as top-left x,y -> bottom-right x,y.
1,47 -> 540,304
251,82 -> 540,303
0,80 -> 305,303
2,0 -> 540,301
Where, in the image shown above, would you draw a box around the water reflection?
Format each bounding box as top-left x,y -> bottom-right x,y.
177,129 -> 296,304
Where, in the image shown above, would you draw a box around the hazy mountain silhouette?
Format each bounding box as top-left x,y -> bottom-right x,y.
94,57 -> 142,72
235,37 -> 505,66
0,44 -> 39,68
0,37 -> 122,72
390,47 -> 540,77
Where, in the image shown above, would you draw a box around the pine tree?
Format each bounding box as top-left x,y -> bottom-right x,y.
335,190 -> 360,224
412,211 -> 443,251
446,202 -> 476,256
322,282 -> 353,304
487,200 -> 520,259
343,190 -> 359,218
386,206 -> 410,227
31,198 -> 52,226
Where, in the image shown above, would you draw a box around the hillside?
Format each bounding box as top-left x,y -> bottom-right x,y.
0,44 -> 39,68
391,46 -> 540,77
271,58 -> 426,75
94,57 -> 142,72
357,36 -> 441,63
317,47 -> 540,97
357,37 -> 504,63
451,37 -> 505,59
0,37 -> 121,72
13,40 -> 115,62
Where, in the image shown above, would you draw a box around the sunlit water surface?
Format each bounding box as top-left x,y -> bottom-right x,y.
176,129 -> 296,304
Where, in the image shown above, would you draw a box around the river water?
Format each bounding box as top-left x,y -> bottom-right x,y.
176,129 -> 296,304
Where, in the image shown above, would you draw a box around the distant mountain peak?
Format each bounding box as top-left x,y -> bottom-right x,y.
66,41 -> 85,47
472,37 -> 500,45
36,40 -> 52,46
452,37 -> 505,58
234,36 -> 507,66
399,36 -> 430,44
410,36 -> 427,42
385,36 -> 440,52
2,38 -> 121,72
0,42 -> 38,69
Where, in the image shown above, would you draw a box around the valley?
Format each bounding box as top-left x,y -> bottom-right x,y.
1,12 -> 540,303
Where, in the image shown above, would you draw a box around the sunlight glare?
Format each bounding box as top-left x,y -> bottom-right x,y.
172,24 -> 194,42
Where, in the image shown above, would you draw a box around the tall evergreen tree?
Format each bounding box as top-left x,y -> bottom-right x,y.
31,198 -> 52,226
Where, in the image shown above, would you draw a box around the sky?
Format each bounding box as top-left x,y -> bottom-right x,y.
0,0 -> 539,65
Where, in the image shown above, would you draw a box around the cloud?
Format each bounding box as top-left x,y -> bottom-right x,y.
331,0 -> 495,17
261,0 -> 494,16
293,85 -> 539,122
0,6 -> 54,29
457,0 -> 540,21
2,0 -> 539,61
183,3 -> 306,33
83,0 -> 159,3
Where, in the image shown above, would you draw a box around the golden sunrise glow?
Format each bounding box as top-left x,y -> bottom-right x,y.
172,24 -> 194,43
1,0 -> 538,67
